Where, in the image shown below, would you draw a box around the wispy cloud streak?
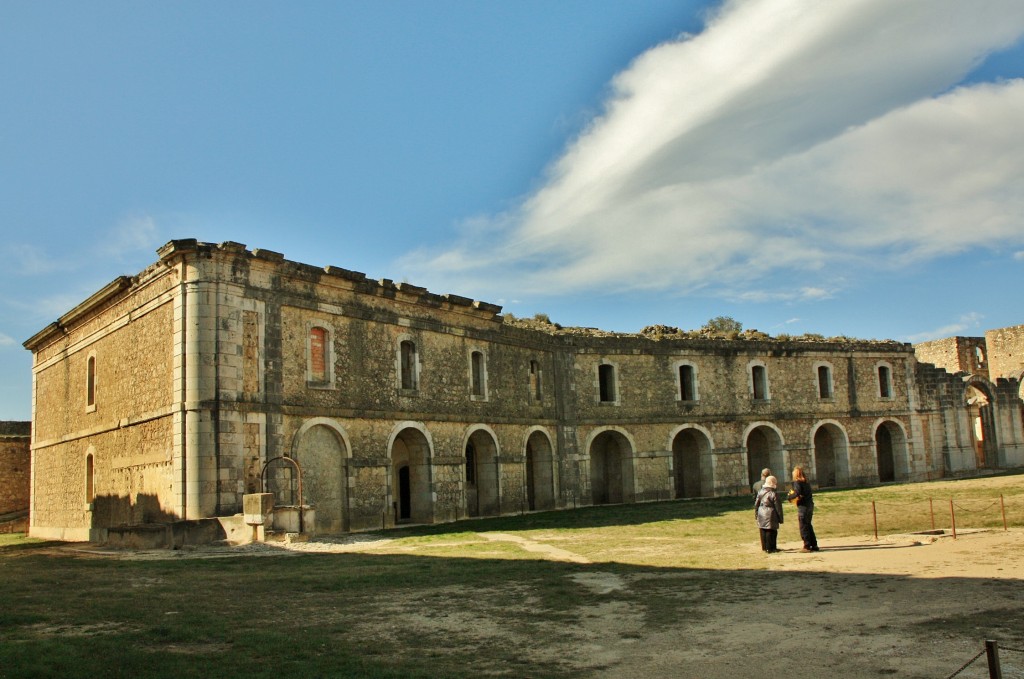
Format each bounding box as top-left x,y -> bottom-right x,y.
403,0 -> 1024,301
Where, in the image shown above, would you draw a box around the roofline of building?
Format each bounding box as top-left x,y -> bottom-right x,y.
23,276 -> 133,351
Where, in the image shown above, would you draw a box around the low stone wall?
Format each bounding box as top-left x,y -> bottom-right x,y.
0,422 -> 31,521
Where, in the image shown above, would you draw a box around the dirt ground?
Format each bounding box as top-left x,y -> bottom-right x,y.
62,526 -> 1024,679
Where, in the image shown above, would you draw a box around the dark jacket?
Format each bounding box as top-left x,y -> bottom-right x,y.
788,480 -> 814,507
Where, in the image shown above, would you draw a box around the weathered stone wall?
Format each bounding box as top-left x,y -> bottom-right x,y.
26,264 -> 178,540
914,336 -> 988,379
986,324 -> 1024,380
0,422 -> 31,528
23,240 -> 1024,542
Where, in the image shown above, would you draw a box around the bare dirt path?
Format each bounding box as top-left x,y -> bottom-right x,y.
52,528 -> 1024,678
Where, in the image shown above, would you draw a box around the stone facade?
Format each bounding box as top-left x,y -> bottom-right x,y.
22,240 -> 1024,541
985,324 -> 1024,381
913,336 -> 989,380
0,421 -> 31,533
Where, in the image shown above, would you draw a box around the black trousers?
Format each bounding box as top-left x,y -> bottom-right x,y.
798,504 -> 818,549
760,528 -> 778,552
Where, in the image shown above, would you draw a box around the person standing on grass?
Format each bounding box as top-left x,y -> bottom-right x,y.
787,466 -> 819,552
755,475 -> 783,553
752,467 -> 771,495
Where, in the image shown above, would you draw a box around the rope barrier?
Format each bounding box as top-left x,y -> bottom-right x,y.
872,500 -> 933,507
871,493 -> 1010,540
945,640 -> 1023,679
944,649 -> 986,679
952,501 -> 999,512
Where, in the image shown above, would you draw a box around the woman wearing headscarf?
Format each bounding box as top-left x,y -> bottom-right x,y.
787,466 -> 819,552
754,475 -> 784,553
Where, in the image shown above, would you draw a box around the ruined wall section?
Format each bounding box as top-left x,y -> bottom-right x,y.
913,362 -> 976,475
914,336 -> 988,380
0,422 -> 30,532
912,361 -> 1024,475
986,324 -> 1024,381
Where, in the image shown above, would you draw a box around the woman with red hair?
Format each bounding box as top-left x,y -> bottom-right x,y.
788,466 -> 819,552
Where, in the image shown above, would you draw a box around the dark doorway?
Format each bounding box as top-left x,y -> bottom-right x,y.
398,465 -> 411,520
876,427 -> 895,482
672,429 -> 709,499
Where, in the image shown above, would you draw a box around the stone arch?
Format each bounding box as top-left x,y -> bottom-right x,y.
809,420 -> 850,488
586,427 -> 636,505
525,428 -> 556,511
464,425 -> 500,517
669,425 -> 713,499
387,422 -> 433,524
874,419 -> 909,483
290,418 -> 351,534
743,422 -> 786,487
963,378 -> 998,469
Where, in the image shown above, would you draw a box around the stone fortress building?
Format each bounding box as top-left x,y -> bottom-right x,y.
22,240 -> 1024,542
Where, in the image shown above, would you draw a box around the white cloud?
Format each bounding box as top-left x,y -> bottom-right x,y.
96,214 -> 160,260
1014,251 -> 1024,261
404,0 -> 1024,302
5,244 -> 65,276
904,312 -> 985,343
0,332 -> 14,347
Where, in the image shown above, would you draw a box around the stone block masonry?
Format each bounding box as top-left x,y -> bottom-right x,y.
21,240 -> 1024,542
0,422 -> 31,532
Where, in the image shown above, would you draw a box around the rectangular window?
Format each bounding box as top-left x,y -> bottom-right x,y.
818,365 -> 832,399
86,355 -> 96,409
752,365 -> 767,400
401,340 -> 418,390
879,365 -> 892,398
310,327 -> 327,382
599,364 -> 616,403
680,365 -> 695,402
471,351 -> 485,397
530,360 -> 543,402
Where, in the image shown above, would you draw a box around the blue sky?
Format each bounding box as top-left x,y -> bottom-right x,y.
2,0 -> 1024,420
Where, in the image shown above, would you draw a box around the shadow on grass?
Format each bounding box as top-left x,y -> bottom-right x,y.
385,493 -> 755,538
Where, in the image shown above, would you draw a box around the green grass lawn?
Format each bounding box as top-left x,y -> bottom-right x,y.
1,471 -> 1021,678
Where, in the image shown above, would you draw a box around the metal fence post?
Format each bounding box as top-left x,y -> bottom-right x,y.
872,501 -> 878,541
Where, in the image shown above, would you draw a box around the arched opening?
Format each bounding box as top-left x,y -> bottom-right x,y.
812,423 -> 850,488
965,383 -> 997,469
391,427 -> 432,524
672,428 -> 712,499
526,431 -> 555,511
746,426 -> 784,487
293,424 -> 348,534
465,429 -> 499,517
589,430 -> 634,505
875,420 -> 909,483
